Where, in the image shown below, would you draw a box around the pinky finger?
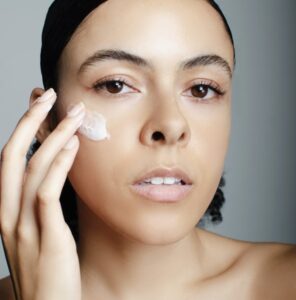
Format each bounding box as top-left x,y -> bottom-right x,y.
36,135 -> 79,250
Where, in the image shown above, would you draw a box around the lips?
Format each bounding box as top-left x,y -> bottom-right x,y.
133,167 -> 193,186
130,167 -> 193,203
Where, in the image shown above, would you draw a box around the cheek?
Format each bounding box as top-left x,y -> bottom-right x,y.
202,116 -> 230,170
71,137 -> 127,179
189,105 -> 231,197
68,128 -> 137,206
190,104 -> 231,166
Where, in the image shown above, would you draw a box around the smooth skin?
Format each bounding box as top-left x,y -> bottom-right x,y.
0,0 -> 295,299
0,90 -> 83,300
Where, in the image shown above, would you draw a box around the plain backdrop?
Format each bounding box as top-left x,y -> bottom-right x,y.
1,0 -> 295,279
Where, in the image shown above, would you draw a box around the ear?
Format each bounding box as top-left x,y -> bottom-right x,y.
30,87 -> 54,143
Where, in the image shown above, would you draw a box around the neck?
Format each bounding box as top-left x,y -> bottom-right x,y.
77,200 -> 208,300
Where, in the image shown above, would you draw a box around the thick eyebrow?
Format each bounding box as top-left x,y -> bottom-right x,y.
78,49 -> 233,78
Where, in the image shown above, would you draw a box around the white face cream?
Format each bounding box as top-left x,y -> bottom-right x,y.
78,110 -> 110,141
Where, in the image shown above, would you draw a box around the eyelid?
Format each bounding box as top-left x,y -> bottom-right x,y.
92,75 -> 141,98
181,78 -> 226,103
92,75 -> 226,100
94,75 -> 139,90
187,78 -> 225,94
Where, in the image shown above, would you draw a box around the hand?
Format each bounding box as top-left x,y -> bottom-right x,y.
0,88 -> 84,300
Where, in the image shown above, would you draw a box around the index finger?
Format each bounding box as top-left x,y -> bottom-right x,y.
0,88 -> 57,228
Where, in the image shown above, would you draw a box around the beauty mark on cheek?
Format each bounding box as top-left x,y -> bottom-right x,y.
78,110 -> 111,141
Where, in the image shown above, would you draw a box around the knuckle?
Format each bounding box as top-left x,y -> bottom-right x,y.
1,144 -> 12,162
16,225 -> 32,244
37,188 -> 54,205
53,155 -> 66,169
0,218 -> 15,238
1,142 -> 29,165
23,109 -> 36,122
22,108 -> 42,128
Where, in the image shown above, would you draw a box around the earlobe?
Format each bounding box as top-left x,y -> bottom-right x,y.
29,87 -> 53,143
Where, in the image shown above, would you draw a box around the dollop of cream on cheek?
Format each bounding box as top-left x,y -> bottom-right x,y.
78,110 -> 110,141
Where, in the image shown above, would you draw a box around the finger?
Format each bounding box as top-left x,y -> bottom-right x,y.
19,103 -> 85,235
0,88 -> 56,235
36,135 -> 79,252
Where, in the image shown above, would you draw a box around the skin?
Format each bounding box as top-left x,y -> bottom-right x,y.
0,0 -> 295,299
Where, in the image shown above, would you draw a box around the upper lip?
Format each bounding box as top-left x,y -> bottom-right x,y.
132,167 -> 193,185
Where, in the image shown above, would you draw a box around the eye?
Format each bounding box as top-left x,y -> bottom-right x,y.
184,81 -> 226,102
93,76 -> 137,96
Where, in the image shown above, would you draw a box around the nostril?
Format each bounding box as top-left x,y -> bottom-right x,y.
152,131 -> 165,141
180,133 -> 185,140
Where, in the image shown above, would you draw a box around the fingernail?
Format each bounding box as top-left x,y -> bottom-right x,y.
36,88 -> 56,103
63,135 -> 78,150
67,102 -> 85,118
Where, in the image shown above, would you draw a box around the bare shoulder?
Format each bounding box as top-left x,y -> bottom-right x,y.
227,233 -> 296,297
244,242 -> 296,298
0,276 -> 14,300
197,228 -> 296,299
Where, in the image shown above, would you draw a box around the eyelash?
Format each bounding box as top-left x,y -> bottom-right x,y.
93,76 -> 135,96
187,79 -> 226,100
92,76 -> 226,101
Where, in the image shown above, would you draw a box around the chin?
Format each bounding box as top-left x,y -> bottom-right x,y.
109,213 -> 200,246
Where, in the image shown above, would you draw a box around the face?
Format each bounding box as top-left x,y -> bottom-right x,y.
55,0 -> 234,245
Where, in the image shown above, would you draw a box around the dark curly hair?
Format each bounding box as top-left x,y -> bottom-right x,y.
34,0 -> 235,243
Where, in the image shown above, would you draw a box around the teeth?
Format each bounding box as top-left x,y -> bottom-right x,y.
164,177 -> 178,184
143,177 -> 182,185
151,177 -> 164,185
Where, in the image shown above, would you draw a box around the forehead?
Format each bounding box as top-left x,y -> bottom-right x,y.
62,0 -> 234,72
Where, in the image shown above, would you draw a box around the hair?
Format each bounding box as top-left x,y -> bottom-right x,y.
30,0 -> 235,242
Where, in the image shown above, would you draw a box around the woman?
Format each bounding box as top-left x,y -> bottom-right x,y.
0,0 -> 295,299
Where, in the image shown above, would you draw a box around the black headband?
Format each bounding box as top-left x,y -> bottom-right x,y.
41,0 -> 107,89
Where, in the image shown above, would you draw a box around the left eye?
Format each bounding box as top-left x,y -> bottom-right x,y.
93,80 -> 134,95
184,84 -> 221,100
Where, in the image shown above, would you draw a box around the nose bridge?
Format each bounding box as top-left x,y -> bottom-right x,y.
155,96 -> 186,139
140,90 -> 191,147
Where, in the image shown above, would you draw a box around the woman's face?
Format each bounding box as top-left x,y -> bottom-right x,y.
56,0 -> 234,244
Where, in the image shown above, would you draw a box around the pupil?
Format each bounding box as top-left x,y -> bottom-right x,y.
192,85 -> 208,98
106,81 -> 123,93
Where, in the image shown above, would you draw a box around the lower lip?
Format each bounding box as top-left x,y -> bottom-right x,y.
130,184 -> 192,203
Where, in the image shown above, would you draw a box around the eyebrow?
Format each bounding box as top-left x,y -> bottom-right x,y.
78,49 -> 233,78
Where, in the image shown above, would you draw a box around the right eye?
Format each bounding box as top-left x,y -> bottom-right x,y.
182,79 -> 226,103
93,77 -> 138,97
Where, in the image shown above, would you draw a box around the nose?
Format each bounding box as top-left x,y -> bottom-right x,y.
140,97 -> 191,148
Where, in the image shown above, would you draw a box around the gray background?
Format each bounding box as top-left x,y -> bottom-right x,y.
0,0 -> 295,279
